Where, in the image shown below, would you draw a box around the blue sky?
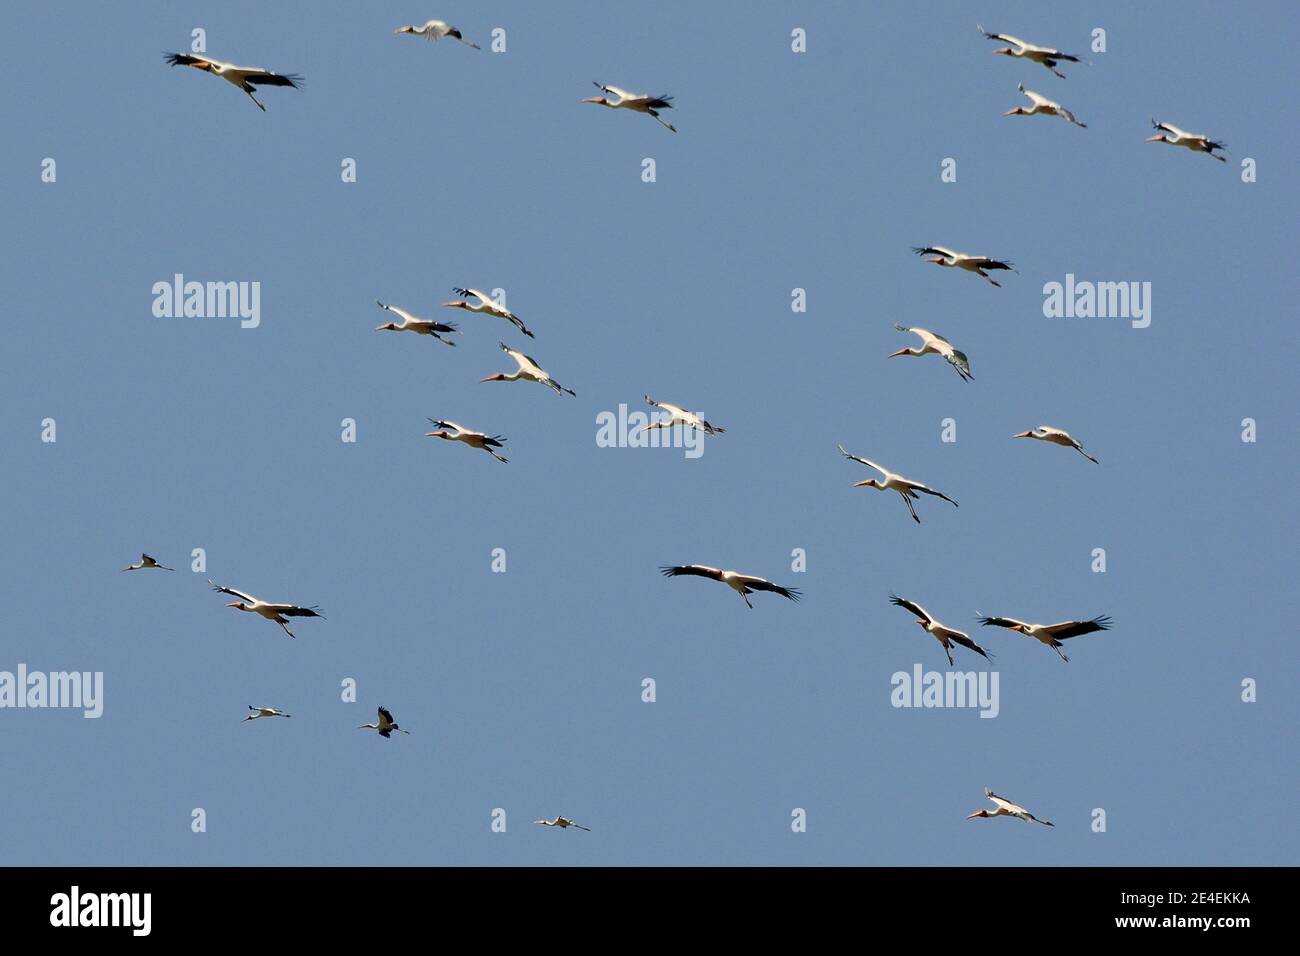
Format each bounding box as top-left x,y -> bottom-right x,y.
2,1 -> 1296,865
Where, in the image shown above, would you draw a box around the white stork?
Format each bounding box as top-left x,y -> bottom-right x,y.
977,26 -> 1084,78
442,288 -> 535,338
889,595 -> 993,666
890,326 -> 973,382
1146,119 -> 1227,162
977,614 -> 1112,662
1012,425 -> 1098,463
121,553 -> 174,572
659,565 -> 801,609
912,246 -> 1016,287
534,816 -> 591,831
394,20 -> 480,48
641,396 -> 725,435
163,53 -> 302,112
968,788 -> 1054,827
839,445 -> 958,524
481,342 -> 576,396
243,705 -> 291,722
359,706 -> 410,738
375,300 -> 459,346
209,580 -> 324,639
582,82 -> 676,132
425,419 -> 508,463
1005,84 -> 1086,127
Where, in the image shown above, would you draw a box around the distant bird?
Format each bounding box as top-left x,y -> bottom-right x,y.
1012,425 -> 1098,464
890,326 -> 973,382
163,53 -> 302,112
359,706 -> 410,738
641,396 -> 725,435
977,614 -> 1111,662
889,595 -> 993,666
394,19 -> 480,48
481,342 -> 575,396
534,816 -> 591,831
583,82 -> 676,132
660,565 -> 801,609
1005,83 -> 1086,127
243,705 -> 291,722
442,288 -> 534,338
968,787 -> 1054,827
375,300 -> 459,346
839,445 -> 958,524
121,553 -> 174,572
1146,119 -> 1227,162
425,419 -> 508,463
977,25 -> 1083,78
912,246 -> 1016,287
209,581 -> 324,639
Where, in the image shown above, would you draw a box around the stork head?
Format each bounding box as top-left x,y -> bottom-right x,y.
887,348 -> 913,358
992,47 -> 1014,57
853,479 -> 881,489
226,601 -> 247,611
967,810 -> 991,819
375,323 -> 398,331
915,620 -> 929,629
1003,107 -> 1028,117
441,299 -> 467,309
425,431 -> 450,440
1012,430 -> 1034,439
480,373 -> 509,383
582,96 -> 611,107
1144,134 -> 1168,144
395,25 -> 416,35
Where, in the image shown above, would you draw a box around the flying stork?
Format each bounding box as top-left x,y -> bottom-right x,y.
121,553 -> 174,572
359,706 -> 410,738
164,53 -> 302,112
375,300 -> 459,346
912,247 -> 1016,287
659,565 -> 801,609
243,706 -> 291,722
1012,425 -> 1098,463
968,788 -> 1054,827
394,20 -> 480,48
583,82 -> 677,132
442,288 -> 535,338
425,419 -> 508,463
1146,119 -> 1227,162
977,614 -> 1111,662
838,445 -> 958,524
1005,84 -> 1086,127
889,595 -> 993,666
641,396 -> 725,435
977,26 -> 1084,78
890,326 -> 973,382
209,580 -> 324,639
534,817 -> 591,831
481,342 -> 576,396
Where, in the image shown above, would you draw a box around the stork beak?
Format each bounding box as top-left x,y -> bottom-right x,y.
1012,431 -> 1032,438
852,479 -> 874,488
581,97 -> 602,104
225,602 -> 240,608
395,27 -> 412,34
966,811 -> 983,820
374,324 -> 388,331
887,349 -> 908,358
1002,109 -> 1019,116
439,300 -> 460,307
1144,135 -> 1162,143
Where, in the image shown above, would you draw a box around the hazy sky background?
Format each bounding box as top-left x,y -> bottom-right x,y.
3,1 -> 1296,866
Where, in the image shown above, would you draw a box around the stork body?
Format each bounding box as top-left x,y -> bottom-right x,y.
912,246 -> 1015,287
659,565 -> 801,609
395,20 -> 479,48
121,553 -> 174,572
641,396 -> 725,435
890,326 -> 972,381
375,300 -> 459,346
359,706 -> 409,738
890,595 -> 993,666
481,342 -> 575,396
1146,119 -> 1227,162
583,82 -> 676,132
1005,84 -> 1086,127
839,445 -> 957,524
1012,425 -> 1098,463
977,614 -> 1111,662
209,581 -> 324,639
442,288 -> 534,338
978,26 -> 1083,78
968,787 -> 1054,826
164,53 -> 302,111
425,419 -> 508,462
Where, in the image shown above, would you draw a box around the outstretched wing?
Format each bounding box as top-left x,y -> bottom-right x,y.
271,605 -> 324,619
908,482 -> 958,507
744,578 -> 802,602
659,564 -> 724,582
889,594 -> 933,624
245,70 -> 303,88
837,444 -> 887,474
1044,615 -> 1111,640
164,52 -> 216,70
210,580 -> 258,604
978,615 -> 1031,630
948,631 -> 993,660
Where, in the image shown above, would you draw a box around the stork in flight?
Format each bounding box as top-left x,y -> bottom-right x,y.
977,614 -> 1111,662
534,817 -> 591,831
1012,425 -> 1098,463
121,553 -> 174,572
209,580 -> 324,639
890,326 -> 973,382
375,300 -> 459,346
889,595 -> 993,666
425,419 -> 508,463
163,53 -> 302,112
359,706 -> 410,738
394,20 -> 480,48
582,82 -> 676,132
243,706 -> 291,722
660,565 -> 801,609
839,445 -> 958,524
442,288 -> 535,338
912,247 -> 1016,287
481,342 -> 576,396
641,396 -> 726,435
968,788 -> 1054,826
977,25 -> 1084,78
1005,84 -> 1086,128
1146,119 -> 1227,162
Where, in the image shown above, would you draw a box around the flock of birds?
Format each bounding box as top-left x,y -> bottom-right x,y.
141,17 -> 1235,834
